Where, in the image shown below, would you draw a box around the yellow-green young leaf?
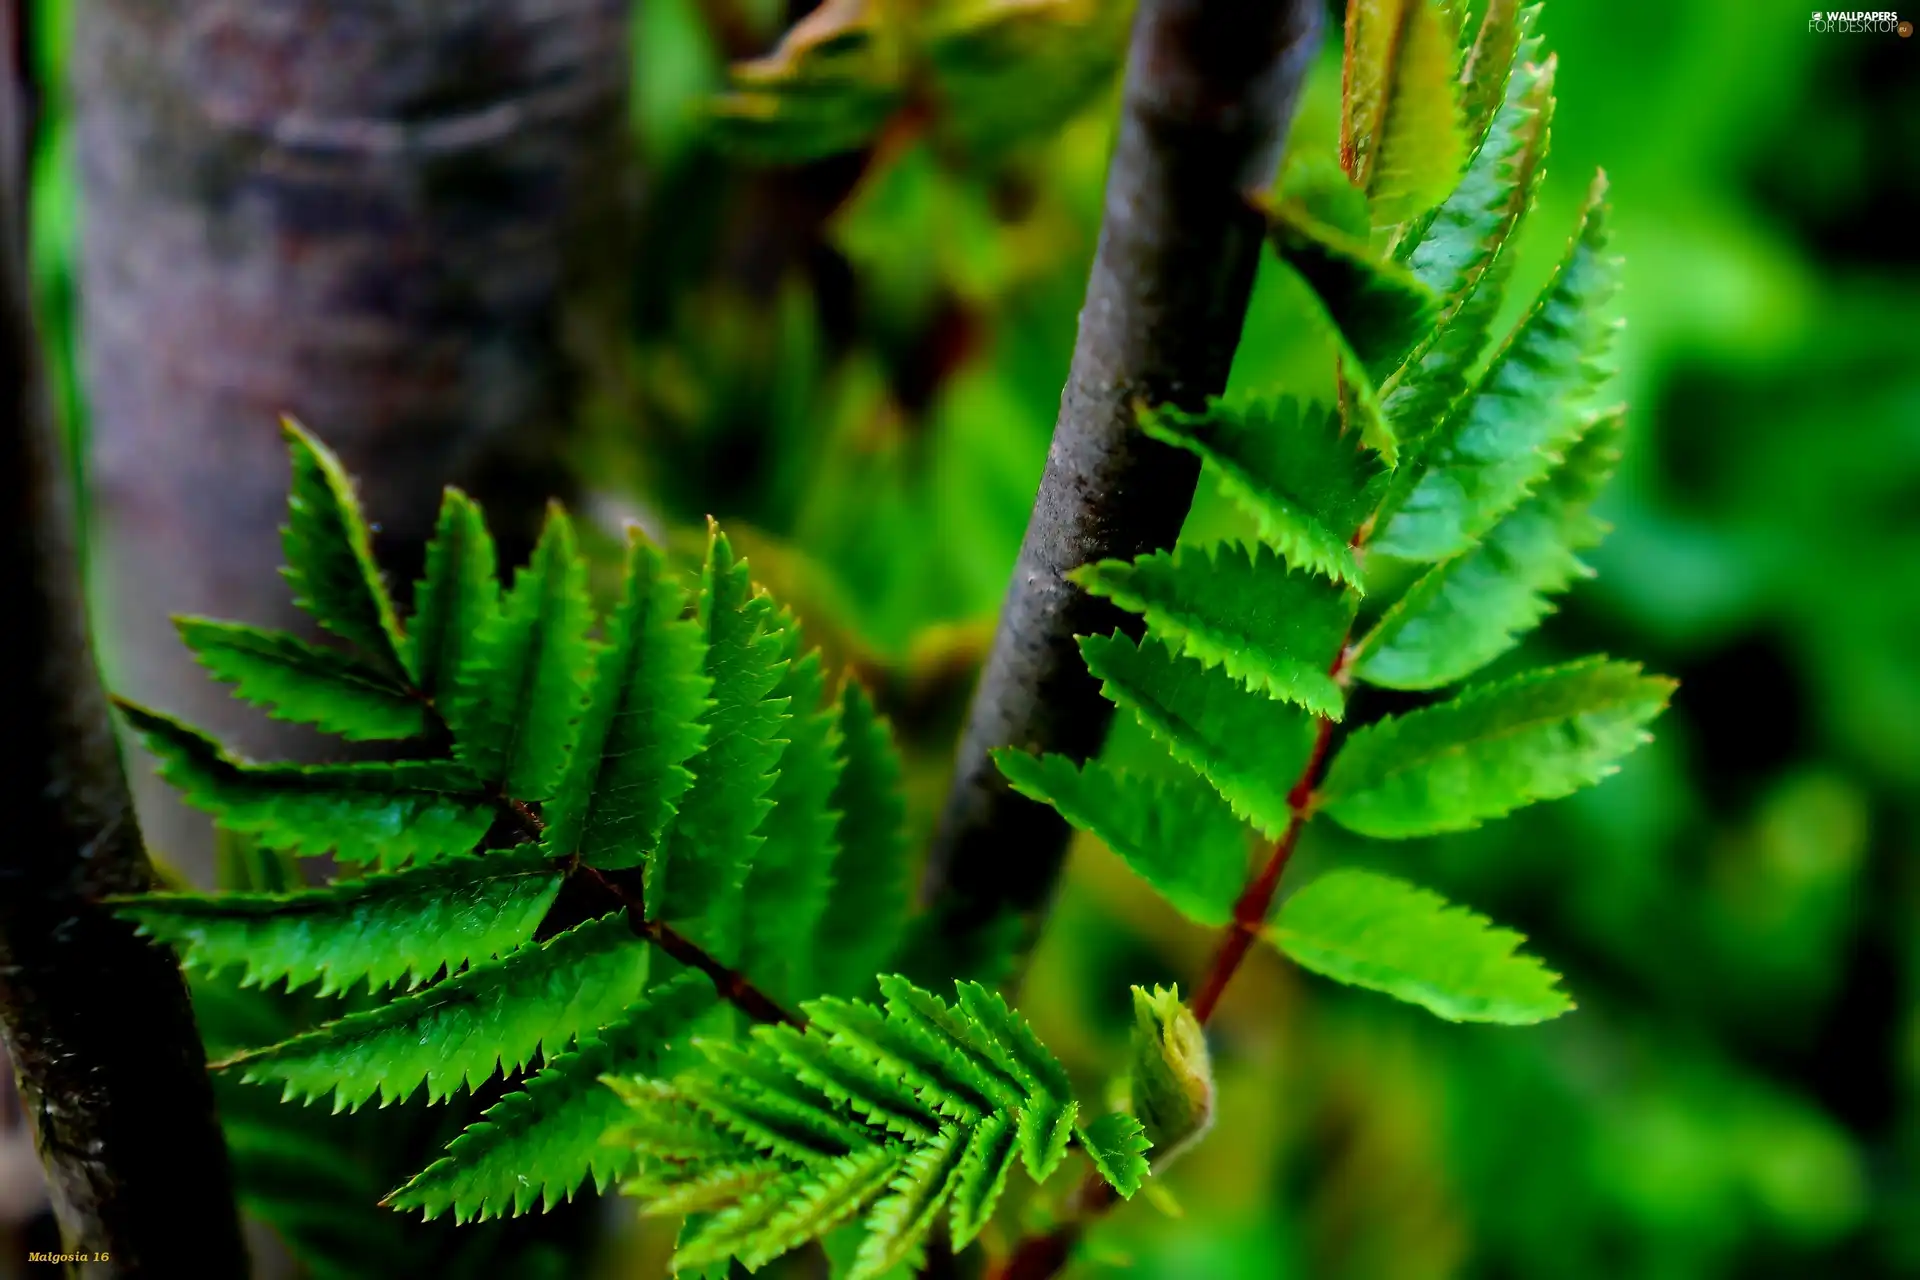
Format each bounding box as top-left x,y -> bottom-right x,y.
946,1111 -> 1018,1249
116,701 -> 493,867
176,618 -> 425,742
1074,543 -> 1357,719
113,847 -> 563,997
543,529 -> 710,872
404,488 -> 499,701
1077,1112 -> 1152,1199
1267,201 -> 1439,378
743,622 -> 848,1004
385,973 -> 715,1223
812,679 -> 910,998
922,0 -> 1136,160
1357,407 -> 1620,690
1127,986 -> 1213,1165
650,524 -> 792,964
709,0 -> 904,162
278,419 -> 407,674
216,913 -> 650,1111
1343,0 -> 1467,226
1079,633 -> 1315,838
1317,658 -> 1674,838
992,750 -> 1246,927
443,506 -> 595,800
1145,396 -> 1386,587
1270,869 -> 1572,1023
1376,174 -> 1619,563
1379,246 -> 1512,446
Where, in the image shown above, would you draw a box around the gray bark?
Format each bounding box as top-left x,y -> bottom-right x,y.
918,0 -> 1325,979
1,2 -> 247,1262
73,0 -> 632,877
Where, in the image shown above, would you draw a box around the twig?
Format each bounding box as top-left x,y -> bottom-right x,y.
991,437 -> 1378,1280
917,0 -> 1327,981
492,792 -> 805,1029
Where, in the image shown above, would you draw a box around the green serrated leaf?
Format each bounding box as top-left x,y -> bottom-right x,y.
1455,0 -> 1541,154
217,913 -> 650,1111
742,620 -> 848,1004
443,506 -> 595,799
651,524 -> 792,964
1145,397 -> 1386,587
1268,202 -> 1439,378
116,701 -> 493,867
113,846 -> 562,997
1074,543 -> 1356,718
1318,657 -> 1674,837
405,488 -> 500,701
1345,0 -> 1468,227
1078,1112 -> 1152,1199
1357,407 -> 1620,690
176,618 -> 425,742
993,751 -> 1246,927
852,1125 -> 968,1279
543,529 -> 710,872
947,1112 -> 1018,1249
386,974 -> 715,1222
1271,869 -> 1572,1023
278,419 -> 408,674
617,979 -> 1094,1275
812,679 -> 910,998
1375,174 -> 1619,562
1398,46 -> 1553,313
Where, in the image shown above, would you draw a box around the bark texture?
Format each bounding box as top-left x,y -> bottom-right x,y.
1,6 -> 247,1265
74,0 -> 631,876
919,0 -> 1325,978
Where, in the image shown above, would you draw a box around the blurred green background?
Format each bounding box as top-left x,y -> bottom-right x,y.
13,0 -> 1920,1276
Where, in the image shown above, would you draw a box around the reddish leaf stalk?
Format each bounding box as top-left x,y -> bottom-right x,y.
495,789 -> 803,1029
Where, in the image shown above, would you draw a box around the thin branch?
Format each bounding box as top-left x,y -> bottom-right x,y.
917,0 -> 1326,981
992,477 -> 1378,1280
492,791 -> 805,1029
0,7 -> 248,1266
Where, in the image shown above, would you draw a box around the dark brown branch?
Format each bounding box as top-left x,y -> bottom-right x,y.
494,794 -> 804,1030
917,0 -> 1326,980
0,13 -> 248,1269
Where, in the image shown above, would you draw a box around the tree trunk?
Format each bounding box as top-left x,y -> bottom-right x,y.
73,0 -> 631,877
917,0 -> 1325,980
1,2 -> 247,1263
